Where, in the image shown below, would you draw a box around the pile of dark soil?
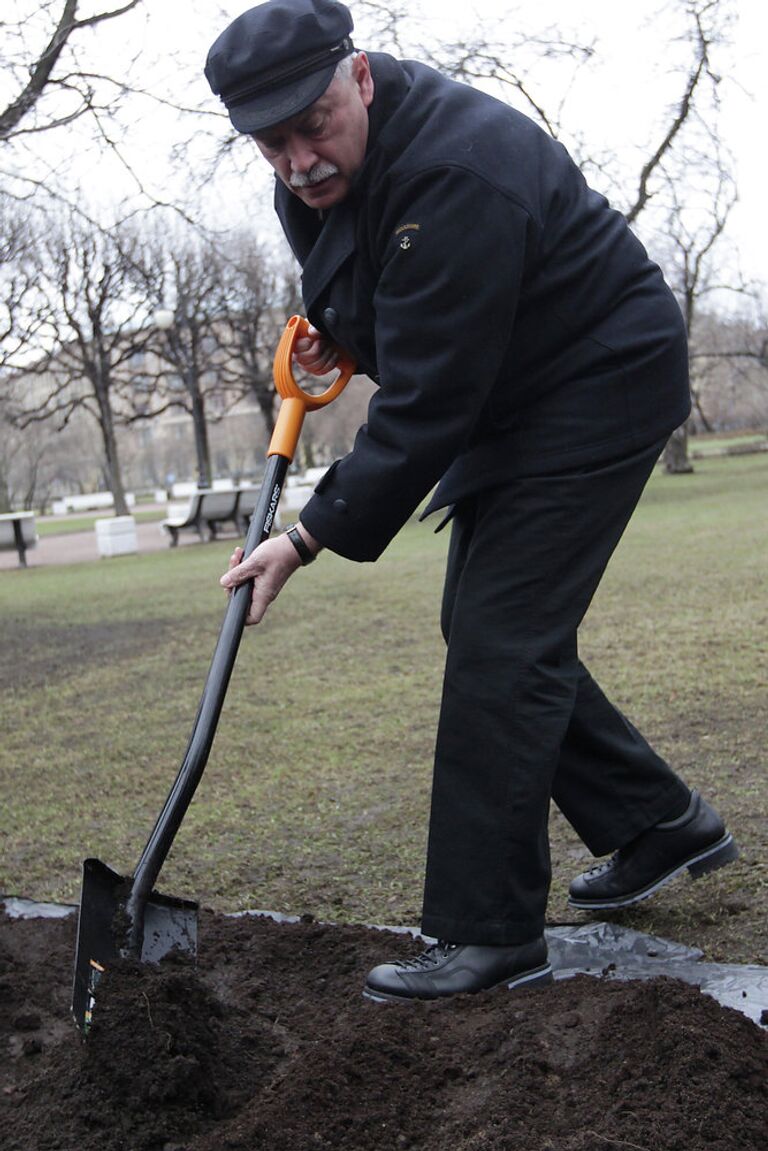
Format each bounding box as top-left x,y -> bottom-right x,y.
2,908 -> 767,1151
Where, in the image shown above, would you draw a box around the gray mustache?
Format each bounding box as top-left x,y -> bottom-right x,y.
290,162 -> 339,188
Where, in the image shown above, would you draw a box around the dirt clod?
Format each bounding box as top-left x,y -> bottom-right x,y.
1,909 -> 767,1151
12,1012 -> 41,1031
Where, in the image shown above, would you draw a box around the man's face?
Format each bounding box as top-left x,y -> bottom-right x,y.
252,53 -> 374,210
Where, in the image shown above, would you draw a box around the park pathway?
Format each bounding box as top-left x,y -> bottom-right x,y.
0,509 -> 205,571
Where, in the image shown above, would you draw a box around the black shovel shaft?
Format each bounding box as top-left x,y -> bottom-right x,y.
124,453 -> 289,953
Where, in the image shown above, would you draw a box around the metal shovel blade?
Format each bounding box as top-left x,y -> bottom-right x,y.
72,857 -> 198,1032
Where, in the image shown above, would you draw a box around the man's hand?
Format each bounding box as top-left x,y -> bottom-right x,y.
220,534 -> 302,625
293,323 -> 339,376
220,523 -> 322,625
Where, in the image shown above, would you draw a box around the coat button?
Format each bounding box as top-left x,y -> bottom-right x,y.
323,307 -> 338,328
333,498 -> 347,513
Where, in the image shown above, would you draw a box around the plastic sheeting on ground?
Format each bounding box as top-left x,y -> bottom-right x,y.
3,896 -> 766,1028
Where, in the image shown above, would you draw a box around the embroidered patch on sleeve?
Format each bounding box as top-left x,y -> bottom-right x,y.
394,222 -> 420,250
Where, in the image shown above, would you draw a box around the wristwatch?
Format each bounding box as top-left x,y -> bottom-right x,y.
284,523 -> 316,565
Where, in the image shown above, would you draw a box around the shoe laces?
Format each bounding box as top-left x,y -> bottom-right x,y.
399,940 -> 457,971
585,854 -> 619,878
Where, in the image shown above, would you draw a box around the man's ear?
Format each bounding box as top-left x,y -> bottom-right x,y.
353,52 -> 375,108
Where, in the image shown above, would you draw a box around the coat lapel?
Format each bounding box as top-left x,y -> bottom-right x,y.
275,181 -> 358,317
299,194 -> 358,315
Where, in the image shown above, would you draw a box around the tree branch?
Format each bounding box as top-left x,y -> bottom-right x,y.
72,0 -> 143,31
0,0 -> 78,142
0,0 -> 144,143
625,58 -> 705,224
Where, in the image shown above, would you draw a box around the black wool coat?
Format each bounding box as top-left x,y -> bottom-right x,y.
275,53 -> 691,562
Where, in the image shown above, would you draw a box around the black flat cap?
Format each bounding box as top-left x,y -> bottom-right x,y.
205,0 -> 355,134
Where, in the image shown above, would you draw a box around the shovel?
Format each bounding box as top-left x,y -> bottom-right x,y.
72,316 -> 355,1032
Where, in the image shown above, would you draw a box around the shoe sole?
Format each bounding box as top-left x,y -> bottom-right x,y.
567,832 -> 739,911
361,961 -> 554,1004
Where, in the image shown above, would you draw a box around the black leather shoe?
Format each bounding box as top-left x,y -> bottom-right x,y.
568,790 -> 739,910
363,937 -> 552,1003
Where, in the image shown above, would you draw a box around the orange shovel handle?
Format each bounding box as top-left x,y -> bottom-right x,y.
267,315 -> 356,461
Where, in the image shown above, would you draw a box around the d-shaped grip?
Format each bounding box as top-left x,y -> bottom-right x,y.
268,316 -> 356,460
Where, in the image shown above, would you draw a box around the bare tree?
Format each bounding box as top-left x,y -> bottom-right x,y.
656,157 -> 739,467
126,223 -> 246,488
617,0 -> 742,471
0,412 -> 24,514
622,2 -> 728,226
123,219 -> 312,487
1,195 -> 55,510
0,395 -> 88,513
0,196 -> 42,366
213,234 -> 302,438
681,305 -> 768,434
6,208 -> 150,515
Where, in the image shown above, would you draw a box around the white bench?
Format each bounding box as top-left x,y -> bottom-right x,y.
161,494 -> 205,546
51,492 -> 136,515
0,512 -> 38,567
161,490 -> 242,547
197,490 -> 241,539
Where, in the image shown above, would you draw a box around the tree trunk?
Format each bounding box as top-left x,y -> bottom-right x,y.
662,422 -> 694,474
253,388 -> 276,437
0,434 -> 15,512
94,374 -> 130,515
189,383 -> 212,488
23,457 -> 40,511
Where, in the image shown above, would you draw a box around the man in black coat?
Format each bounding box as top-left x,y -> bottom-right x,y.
208,0 -> 738,1002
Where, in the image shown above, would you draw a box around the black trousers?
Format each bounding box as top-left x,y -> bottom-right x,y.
420,439 -> 691,945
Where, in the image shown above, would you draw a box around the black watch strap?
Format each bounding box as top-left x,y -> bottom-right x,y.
285,523 -> 316,565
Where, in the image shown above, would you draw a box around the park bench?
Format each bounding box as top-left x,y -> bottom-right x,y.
0,512 -> 38,568
234,486 -> 260,532
161,490 -> 242,547
161,479 -> 320,547
161,492 -> 205,546
198,490 -> 242,540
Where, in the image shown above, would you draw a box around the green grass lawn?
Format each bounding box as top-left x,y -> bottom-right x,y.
1,453 -> 766,964
689,432 -> 767,456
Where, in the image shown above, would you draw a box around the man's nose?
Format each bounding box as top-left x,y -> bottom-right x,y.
287,137 -> 319,173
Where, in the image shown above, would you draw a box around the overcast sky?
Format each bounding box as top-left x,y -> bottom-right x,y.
13,0 -> 768,296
